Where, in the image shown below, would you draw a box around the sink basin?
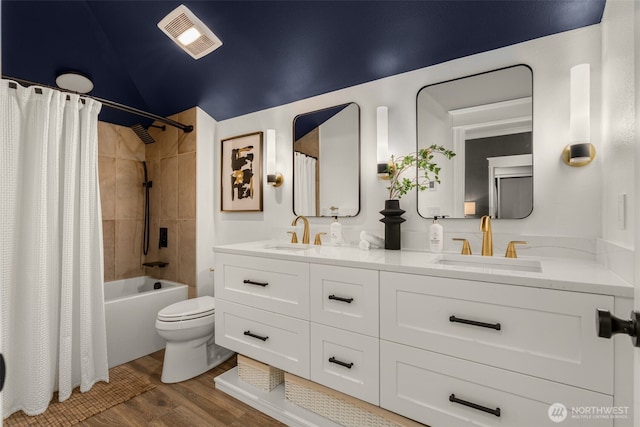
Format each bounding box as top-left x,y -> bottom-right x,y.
263,243 -> 311,251
435,254 -> 542,273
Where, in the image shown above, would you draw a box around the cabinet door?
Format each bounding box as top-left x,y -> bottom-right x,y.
310,264 -> 379,337
214,253 -> 310,319
215,300 -> 310,378
380,271 -> 614,394
380,340 -> 613,427
310,323 -> 379,405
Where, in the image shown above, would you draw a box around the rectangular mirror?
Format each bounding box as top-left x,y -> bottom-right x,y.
417,65 -> 533,219
293,103 -> 360,217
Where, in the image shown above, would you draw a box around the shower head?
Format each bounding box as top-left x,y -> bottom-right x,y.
131,124 -> 156,144
130,123 -> 166,145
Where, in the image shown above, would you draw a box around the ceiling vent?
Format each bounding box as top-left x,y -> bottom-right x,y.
158,4 -> 222,60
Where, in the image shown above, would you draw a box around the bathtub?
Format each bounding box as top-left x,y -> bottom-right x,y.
105,276 -> 188,368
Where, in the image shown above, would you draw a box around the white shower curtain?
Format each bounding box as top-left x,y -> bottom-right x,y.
294,152 -> 316,216
0,80 -> 109,417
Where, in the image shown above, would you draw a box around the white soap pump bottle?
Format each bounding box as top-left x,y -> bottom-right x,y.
330,216 -> 343,246
429,216 -> 444,253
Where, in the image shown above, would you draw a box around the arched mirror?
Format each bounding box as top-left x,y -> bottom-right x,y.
417,65 -> 533,219
293,103 -> 360,217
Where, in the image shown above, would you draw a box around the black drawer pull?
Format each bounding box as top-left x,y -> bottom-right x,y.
328,357 -> 354,369
449,315 -> 501,331
328,294 -> 354,304
243,330 -> 269,341
243,279 -> 268,287
449,394 -> 501,417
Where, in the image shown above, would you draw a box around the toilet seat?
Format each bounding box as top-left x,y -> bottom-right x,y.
157,295 -> 216,322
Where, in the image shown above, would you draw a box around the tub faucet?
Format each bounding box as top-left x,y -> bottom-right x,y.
480,215 -> 493,256
292,215 -> 310,244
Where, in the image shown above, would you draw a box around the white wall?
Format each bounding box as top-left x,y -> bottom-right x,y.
636,0 -> 640,418
602,0 -> 636,250
213,25 -> 604,250
196,107 -> 217,297
1,0 -> 4,418
631,0 -> 640,419
600,0 -> 638,420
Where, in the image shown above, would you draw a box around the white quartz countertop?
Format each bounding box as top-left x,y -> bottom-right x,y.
213,240 -> 634,298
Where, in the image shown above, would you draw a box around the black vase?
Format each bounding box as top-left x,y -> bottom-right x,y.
379,199 -> 406,250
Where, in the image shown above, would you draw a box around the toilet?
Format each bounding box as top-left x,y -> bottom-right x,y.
155,295 -> 234,383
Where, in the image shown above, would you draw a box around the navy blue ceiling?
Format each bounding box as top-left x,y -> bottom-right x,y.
2,1 -> 605,126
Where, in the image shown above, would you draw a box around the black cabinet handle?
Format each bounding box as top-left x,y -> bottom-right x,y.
0,353 -> 5,392
243,279 -> 268,287
328,357 -> 354,369
449,315 -> 501,331
243,330 -> 269,341
449,394 -> 500,417
328,294 -> 354,304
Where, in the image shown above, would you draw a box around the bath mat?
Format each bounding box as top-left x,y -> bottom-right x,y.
4,364 -> 156,426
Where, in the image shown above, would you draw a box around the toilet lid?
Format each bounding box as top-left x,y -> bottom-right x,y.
157,296 -> 215,322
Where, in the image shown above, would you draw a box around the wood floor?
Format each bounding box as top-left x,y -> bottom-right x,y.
78,351 -> 286,427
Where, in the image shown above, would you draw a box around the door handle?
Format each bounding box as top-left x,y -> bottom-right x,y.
596,309 -> 640,347
0,353 -> 5,392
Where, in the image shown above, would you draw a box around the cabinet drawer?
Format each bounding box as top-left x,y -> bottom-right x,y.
310,323 -> 379,405
215,300 -> 310,378
214,253 -> 310,319
380,340 -> 613,427
310,264 -> 379,336
380,271 -> 614,394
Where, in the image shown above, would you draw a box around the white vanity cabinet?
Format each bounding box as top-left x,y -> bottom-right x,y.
380,340 -> 613,427
310,323 -> 379,405
214,253 -> 310,319
309,264 -> 379,336
309,264 -> 380,405
379,271 -> 617,426
213,243 -> 633,427
214,254 -> 311,378
215,299 -> 310,377
379,271 -> 614,394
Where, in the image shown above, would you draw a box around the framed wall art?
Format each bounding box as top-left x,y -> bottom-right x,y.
220,131 -> 263,212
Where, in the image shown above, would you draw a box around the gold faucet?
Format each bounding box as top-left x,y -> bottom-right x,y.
452,238 -> 472,255
291,215 -> 310,244
480,215 -> 493,256
505,241 -> 528,258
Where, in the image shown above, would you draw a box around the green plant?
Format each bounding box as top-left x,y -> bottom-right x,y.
385,144 -> 456,200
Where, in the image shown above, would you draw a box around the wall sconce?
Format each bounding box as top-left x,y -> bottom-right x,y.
266,129 -> 283,187
562,63 -> 596,166
464,201 -> 476,217
377,106 -> 392,179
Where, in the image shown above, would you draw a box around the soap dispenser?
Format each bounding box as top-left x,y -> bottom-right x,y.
429,216 -> 444,253
330,216 -> 343,246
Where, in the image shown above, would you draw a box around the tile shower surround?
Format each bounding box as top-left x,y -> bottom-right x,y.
98,108 -> 198,297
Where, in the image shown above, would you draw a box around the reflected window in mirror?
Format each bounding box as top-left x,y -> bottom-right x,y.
417,65 -> 533,219
293,103 -> 360,217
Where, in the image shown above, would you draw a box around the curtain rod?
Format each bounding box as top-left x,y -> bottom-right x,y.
3,76 -> 194,133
